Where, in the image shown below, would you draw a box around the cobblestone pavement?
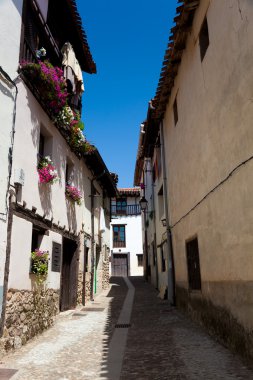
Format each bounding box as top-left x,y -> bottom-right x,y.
0,278 -> 128,380
0,277 -> 253,380
120,277 -> 253,380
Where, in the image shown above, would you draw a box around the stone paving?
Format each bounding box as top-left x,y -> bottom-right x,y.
0,276 -> 252,380
120,277 -> 253,380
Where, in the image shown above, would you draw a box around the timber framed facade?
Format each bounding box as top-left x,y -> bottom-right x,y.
0,0 -> 116,352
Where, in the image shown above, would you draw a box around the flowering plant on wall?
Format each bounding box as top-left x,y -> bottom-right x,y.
20,61 -> 68,115
31,249 -> 49,282
65,185 -> 82,205
20,61 -> 96,155
54,105 -> 74,129
38,156 -> 58,184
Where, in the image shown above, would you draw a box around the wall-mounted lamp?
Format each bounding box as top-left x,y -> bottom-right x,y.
161,218 -> 167,227
139,196 -> 148,211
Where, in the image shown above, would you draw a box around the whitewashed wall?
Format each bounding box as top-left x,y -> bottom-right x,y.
8,80 -> 107,290
110,199 -> 143,276
0,0 -> 23,313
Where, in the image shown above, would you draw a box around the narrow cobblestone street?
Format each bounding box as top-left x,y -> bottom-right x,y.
0,277 -> 252,380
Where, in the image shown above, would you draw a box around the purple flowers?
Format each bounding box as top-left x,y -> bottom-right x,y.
20,61 -> 68,115
65,185 -> 82,205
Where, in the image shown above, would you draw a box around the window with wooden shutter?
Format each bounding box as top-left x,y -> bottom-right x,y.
173,96 -> 178,125
199,17 -> 209,61
186,237 -> 201,290
52,242 -> 62,272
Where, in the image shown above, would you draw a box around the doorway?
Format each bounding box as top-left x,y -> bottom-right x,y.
60,237 -> 78,311
112,253 -> 129,277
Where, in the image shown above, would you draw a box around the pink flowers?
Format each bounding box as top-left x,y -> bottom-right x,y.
20,61 -> 68,115
65,185 -> 82,205
31,249 -> 49,278
38,156 -> 58,184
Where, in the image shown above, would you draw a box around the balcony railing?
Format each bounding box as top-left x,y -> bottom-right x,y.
111,204 -> 141,216
21,39 -> 37,63
113,241 -> 126,248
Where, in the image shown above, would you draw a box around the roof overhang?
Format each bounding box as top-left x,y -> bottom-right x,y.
83,150 -> 118,197
134,0 -> 200,185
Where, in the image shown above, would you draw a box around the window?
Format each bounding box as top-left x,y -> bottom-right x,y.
173,96 -> 178,125
39,133 -> 45,158
199,17 -> 209,61
21,0 -> 61,65
113,225 -> 126,248
31,225 -> 46,252
38,127 -> 52,160
158,185 -> 164,219
157,147 -> 162,178
136,254 -> 143,267
51,242 -> 61,272
31,227 -> 40,253
152,242 -> 156,266
116,198 -> 127,214
85,248 -> 89,272
160,245 -> 166,272
186,237 -> 201,290
65,159 -> 74,185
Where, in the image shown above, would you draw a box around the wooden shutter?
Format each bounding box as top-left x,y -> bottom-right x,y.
52,242 -> 62,272
186,238 -> 201,290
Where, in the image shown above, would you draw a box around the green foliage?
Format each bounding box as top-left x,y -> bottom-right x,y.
31,249 -> 49,283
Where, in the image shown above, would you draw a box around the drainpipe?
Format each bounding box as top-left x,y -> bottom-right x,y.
160,120 -> 176,306
90,171 -> 105,301
150,164 -> 159,289
142,167 -> 149,282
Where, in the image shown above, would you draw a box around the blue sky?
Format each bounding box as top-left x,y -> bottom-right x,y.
76,0 -> 178,187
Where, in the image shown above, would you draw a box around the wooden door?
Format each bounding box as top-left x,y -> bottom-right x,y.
112,254 -> 128,277
60,238 -> 78,311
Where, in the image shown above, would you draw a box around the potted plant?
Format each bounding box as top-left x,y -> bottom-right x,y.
38,156 -> 58,184
65,185 -> 82,205
31,249 -> 49,283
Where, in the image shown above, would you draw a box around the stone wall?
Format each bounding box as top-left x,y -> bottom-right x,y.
85,272 -> 91,304
77,271 -> 84,305
1,288 -> 59,352
176,286 -> 253,364
102,257 -> 109,290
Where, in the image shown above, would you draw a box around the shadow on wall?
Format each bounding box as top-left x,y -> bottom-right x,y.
11,0 -> 23,16
21,78 -> 40,150
0,80 -> 15,100
38,183 -> 52,217
66,199 -> 77,232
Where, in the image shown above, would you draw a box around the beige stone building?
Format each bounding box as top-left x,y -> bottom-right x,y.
135,0 -> 253,361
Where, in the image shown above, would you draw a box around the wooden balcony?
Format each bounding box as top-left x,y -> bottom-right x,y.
113,241 -> 126,248
111,204 -> 141,217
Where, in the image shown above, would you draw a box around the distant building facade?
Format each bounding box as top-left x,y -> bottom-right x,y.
110,188 -> 143,277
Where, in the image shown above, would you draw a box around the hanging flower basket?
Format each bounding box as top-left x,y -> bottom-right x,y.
65,185 -> 82,205
38,156 -> 58,184
31,249 -> 49,279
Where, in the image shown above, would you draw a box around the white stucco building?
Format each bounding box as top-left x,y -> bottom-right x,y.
0,0 -> 23,319
110,188 -> 143,277
0,0 -> 117,351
